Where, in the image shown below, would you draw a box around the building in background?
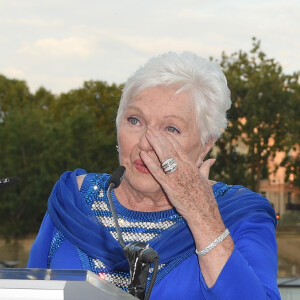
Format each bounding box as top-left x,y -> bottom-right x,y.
260,146 -> 300,218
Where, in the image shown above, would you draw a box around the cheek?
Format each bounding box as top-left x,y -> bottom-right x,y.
117,129 -> 137,163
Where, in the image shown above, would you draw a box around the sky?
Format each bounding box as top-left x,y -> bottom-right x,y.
0,0 -> 299,95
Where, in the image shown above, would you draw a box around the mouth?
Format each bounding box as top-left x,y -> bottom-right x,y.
133,159 -> 150,174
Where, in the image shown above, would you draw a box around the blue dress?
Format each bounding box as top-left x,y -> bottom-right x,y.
28,169 -> 280,299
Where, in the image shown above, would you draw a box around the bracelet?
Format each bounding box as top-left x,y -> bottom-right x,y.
195,228 -> 230,257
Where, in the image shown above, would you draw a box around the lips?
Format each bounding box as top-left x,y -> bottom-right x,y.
134,159 -> 150,174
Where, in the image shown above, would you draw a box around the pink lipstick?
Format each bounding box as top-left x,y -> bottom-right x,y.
134,159 -> 150,174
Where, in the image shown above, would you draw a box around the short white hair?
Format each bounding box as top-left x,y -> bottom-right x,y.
116,51 -> 231,146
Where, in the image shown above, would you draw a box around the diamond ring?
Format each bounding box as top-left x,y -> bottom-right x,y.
161,158 -> 178,173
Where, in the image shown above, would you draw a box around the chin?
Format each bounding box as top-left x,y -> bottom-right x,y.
125,171 -> 162,194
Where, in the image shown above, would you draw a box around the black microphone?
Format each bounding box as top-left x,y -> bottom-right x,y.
124,242 -> 159,300
0,177 -> 21,190
108,166 -> 126,188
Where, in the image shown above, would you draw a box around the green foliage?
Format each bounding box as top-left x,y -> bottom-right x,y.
0,78 -> 121,239
210,38 -> 300,191
282,152 -> 300,188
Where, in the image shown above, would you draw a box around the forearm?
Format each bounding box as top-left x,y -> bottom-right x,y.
187,209 -> 234,287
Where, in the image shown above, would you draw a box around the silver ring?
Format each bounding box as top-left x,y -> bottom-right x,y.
162,158 -> 178,173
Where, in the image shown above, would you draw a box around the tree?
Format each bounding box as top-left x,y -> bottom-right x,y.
210,38 -> 300,191
0,77 -> 49,239
49,80 -> 121,174
0,77 -> 122,239
280,72 -> 300,188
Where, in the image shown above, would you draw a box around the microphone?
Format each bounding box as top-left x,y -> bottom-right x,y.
107,166 -> 127,248
108,166 -> 126,188
0,177 -> 21,190
106,166 -> 159,300
124,242 -> 159,300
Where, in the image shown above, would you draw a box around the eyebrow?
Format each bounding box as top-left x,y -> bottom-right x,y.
126,105 -> 143,114
163,114 -> 187,123
126,105 -> 188,123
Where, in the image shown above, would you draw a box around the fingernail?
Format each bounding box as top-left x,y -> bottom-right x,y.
210,159 -> 216,166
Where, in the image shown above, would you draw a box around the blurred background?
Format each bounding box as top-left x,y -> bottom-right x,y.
0,0 -> 299,281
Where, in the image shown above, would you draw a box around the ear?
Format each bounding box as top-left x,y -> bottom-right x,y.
195,137 -> 216,167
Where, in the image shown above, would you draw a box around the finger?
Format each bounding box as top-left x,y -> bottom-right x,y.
160,130 -> 190,161
199,158 -> 216,179
146,128 -> 191,165
142,149 -> 160,167
145,129 -> 178,162
140,150 -> 168,186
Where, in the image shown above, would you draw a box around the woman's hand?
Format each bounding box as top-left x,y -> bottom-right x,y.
139,127 -> 217,223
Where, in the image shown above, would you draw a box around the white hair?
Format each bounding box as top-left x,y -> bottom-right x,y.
116,51 -> 231,146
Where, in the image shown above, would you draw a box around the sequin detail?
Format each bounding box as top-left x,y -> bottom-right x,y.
214,182 -> 232,199
47,230 -> 65,268
91,257 -> 130,290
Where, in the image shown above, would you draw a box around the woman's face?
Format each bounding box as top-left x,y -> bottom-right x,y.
117,86 -> 207,195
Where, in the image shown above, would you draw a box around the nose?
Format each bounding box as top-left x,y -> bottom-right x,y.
139,129 -> 153,152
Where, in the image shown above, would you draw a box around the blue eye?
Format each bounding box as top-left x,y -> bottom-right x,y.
127,117 -> 140,125
166,126 -> 180,134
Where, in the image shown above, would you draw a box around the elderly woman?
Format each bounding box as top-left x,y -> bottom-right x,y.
28,52 -> 280,299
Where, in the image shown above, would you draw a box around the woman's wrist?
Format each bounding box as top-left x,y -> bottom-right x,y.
186,209 -> 229,251
195,228 -> 230,257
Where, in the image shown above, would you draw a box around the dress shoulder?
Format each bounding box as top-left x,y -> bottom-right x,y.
216,183 -> 277,229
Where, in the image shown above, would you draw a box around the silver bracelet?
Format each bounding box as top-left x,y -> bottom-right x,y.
195,228 -> 230,257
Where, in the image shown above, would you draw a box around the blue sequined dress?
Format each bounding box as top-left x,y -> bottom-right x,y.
28,169 -> 280,299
